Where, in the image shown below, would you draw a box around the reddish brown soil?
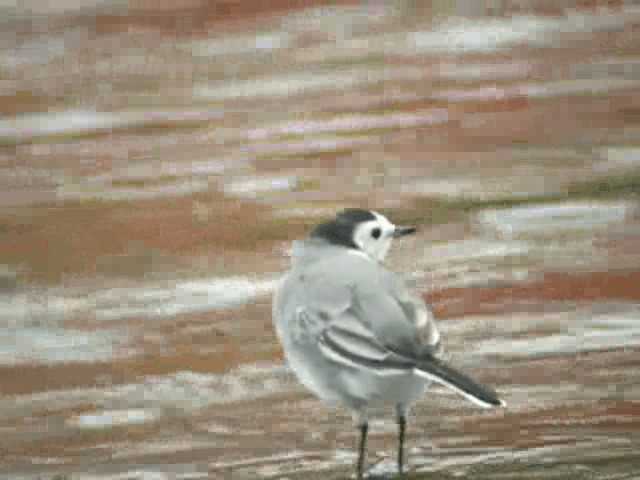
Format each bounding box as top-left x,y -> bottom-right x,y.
0,362 -> 131,396
95,0 -> 361,36
0,92 -> 51,116
0,345 -> 282,397
2,301 -> 282,396
479,349 -> 640,386
428,270 -> 640,319
0,191 -> 282,283
459,400 -> 640,449
3,4 -> 639,476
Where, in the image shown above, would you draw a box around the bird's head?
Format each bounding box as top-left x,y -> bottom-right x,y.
310,208 -> 416,262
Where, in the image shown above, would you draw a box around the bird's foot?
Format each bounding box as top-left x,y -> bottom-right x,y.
352,459 -> 406,479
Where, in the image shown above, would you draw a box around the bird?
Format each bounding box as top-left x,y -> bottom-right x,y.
272,208 -> 505,478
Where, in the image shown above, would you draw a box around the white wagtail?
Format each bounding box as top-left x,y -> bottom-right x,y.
272,208 -> 505,478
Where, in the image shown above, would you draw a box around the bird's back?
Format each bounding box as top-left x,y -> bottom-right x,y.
274,242 -> 383,327
273,242 -> 433,408
274,239 -> 439,352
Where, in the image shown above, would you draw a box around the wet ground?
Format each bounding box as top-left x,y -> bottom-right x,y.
1,0 -> 640,478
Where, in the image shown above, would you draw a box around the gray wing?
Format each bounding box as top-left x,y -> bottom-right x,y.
281,252 -> 436,356
274,251 -> 432,356
300,255 -> 504,408
379,271 -> 442,355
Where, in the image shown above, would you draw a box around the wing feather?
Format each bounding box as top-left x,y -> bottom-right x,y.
281,249 -> 504,408
318,321 -> 414,376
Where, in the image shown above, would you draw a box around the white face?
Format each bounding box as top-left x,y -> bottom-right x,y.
352,211 -> 397,262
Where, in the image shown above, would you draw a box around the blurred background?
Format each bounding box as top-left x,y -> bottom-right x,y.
1,0 -> 640,478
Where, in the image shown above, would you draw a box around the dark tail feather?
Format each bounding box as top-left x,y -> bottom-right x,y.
413,358 -> 505,408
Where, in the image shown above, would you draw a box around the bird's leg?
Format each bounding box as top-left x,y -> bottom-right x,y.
397,412 -> 407,475
357,421 -> 368,479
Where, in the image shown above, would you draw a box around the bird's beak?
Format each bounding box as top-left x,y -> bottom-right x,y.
392,226 -> 416,237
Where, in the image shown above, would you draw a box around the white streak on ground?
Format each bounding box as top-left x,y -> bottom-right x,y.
0,275 -> 280,365
1,109 -> 223,142
67,408 -> 161,430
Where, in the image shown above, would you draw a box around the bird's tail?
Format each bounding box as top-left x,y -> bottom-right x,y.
413,358 -> 505,408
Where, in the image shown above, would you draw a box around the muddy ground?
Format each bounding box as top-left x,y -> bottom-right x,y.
1,0 -> 640,478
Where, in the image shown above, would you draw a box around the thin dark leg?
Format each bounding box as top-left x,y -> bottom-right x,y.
397,414 -> 406,475
357,422 -> 368,479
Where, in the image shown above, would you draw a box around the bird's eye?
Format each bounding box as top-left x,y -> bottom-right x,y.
371,227 -> 381,239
